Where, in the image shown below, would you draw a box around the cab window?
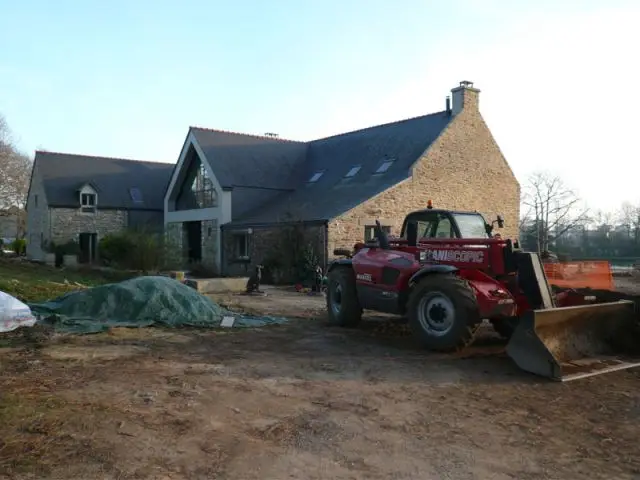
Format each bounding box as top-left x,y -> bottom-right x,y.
434,216 -> 454,238
404,213 -> 457,239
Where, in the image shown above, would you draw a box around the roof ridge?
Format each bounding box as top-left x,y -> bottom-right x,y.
309,110 -> 449,143
189,126 -> 304,144
35,150 -> 172,166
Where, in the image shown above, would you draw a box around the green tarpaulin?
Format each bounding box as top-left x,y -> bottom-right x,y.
28,275 -> 287,334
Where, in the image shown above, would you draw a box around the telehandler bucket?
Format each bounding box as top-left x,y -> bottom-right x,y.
506,300 -> 640,381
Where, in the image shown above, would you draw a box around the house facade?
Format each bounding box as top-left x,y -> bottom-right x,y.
163,81 -> 520,278
25,151 -> 173,262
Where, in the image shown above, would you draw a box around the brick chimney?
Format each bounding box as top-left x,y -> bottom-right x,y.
451,80 -> 480,115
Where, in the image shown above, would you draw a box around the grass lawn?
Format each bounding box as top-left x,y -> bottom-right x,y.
0,258 -> 135,304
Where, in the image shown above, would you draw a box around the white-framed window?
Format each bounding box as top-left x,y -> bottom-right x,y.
81,192 -> 97,212
81,193 -> 96,206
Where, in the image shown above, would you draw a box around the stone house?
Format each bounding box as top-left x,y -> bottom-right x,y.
164,80 -> 520,278
25,151 -> 173,262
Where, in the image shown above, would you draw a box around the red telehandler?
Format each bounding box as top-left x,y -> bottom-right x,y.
326,203 -> 640,381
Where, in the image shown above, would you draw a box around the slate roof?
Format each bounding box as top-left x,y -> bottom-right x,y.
190,128 -> 308,190
32,151 -> 174,210
201,110 -> 453,226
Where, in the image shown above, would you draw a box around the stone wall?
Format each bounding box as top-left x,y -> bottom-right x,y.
49,208 -> 128,244
327,97 -> 520,254
25,166 -> 50,260
222,223 -> 326,279
201,219 -> 218,272
163,222 -> 185,269
163,220 -> 220,272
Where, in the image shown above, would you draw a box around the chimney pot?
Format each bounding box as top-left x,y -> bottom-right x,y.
445,96 -> 451,113
451,80 -> 480,116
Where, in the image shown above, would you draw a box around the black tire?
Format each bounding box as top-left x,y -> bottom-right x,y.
407,274 -> 481,351
326,267 -> 363,327
490,317 -> 519,340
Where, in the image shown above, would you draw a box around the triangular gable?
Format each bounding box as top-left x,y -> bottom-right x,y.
163,129 -> 224,213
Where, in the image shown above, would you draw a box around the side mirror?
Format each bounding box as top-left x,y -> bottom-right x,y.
406,221 -> 418,247
497,215 -> 504,228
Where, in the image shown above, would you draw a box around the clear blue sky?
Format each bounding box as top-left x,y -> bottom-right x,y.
1,0 -> 639,212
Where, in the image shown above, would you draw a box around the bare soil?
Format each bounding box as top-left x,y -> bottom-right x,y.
1,284 -> 640,479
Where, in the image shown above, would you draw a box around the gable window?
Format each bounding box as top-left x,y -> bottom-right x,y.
364,224 -> 391,242
176,152 -> 218,210
308,171 -> 324,183
233,232 -> 250,260
81,193 -> 97,213
345,165 -> 361,178
129,187 -> 143,204
375,159 -> 394,174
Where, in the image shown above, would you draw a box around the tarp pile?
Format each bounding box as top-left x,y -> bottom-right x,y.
27,275 -> 287,334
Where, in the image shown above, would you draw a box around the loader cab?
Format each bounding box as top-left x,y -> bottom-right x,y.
400,209 -> 491,244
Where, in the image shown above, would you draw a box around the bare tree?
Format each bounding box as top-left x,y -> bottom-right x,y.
618,201 -> 640,244
522,171 -> 589,253
0,151 -> 31,209
0,115 -> 12,157
518,204 -> 534,235
0,114 -> 32,237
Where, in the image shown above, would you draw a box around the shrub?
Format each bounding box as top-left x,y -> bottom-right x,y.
98,230 -> 164,271
11,238 -> 26,256
129,230 -> 162,271
99,233 -> 135,267
262,222 -> 322,285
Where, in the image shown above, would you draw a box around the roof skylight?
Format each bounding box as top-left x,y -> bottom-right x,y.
308,171 -> 324,183
345,165 -> 361,178
375,160 -> 394,174
129,187 -> 143,203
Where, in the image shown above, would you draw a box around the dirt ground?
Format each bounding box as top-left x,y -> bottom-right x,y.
1,283 -> 640,479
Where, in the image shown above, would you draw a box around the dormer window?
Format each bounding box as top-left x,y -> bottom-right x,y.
82,193 -> 96,207
80,191 -> 97,213
375,159 -> 394,174
308,171 -> 324,183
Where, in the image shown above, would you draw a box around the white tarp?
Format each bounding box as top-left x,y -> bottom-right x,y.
0,290 -> 37,333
